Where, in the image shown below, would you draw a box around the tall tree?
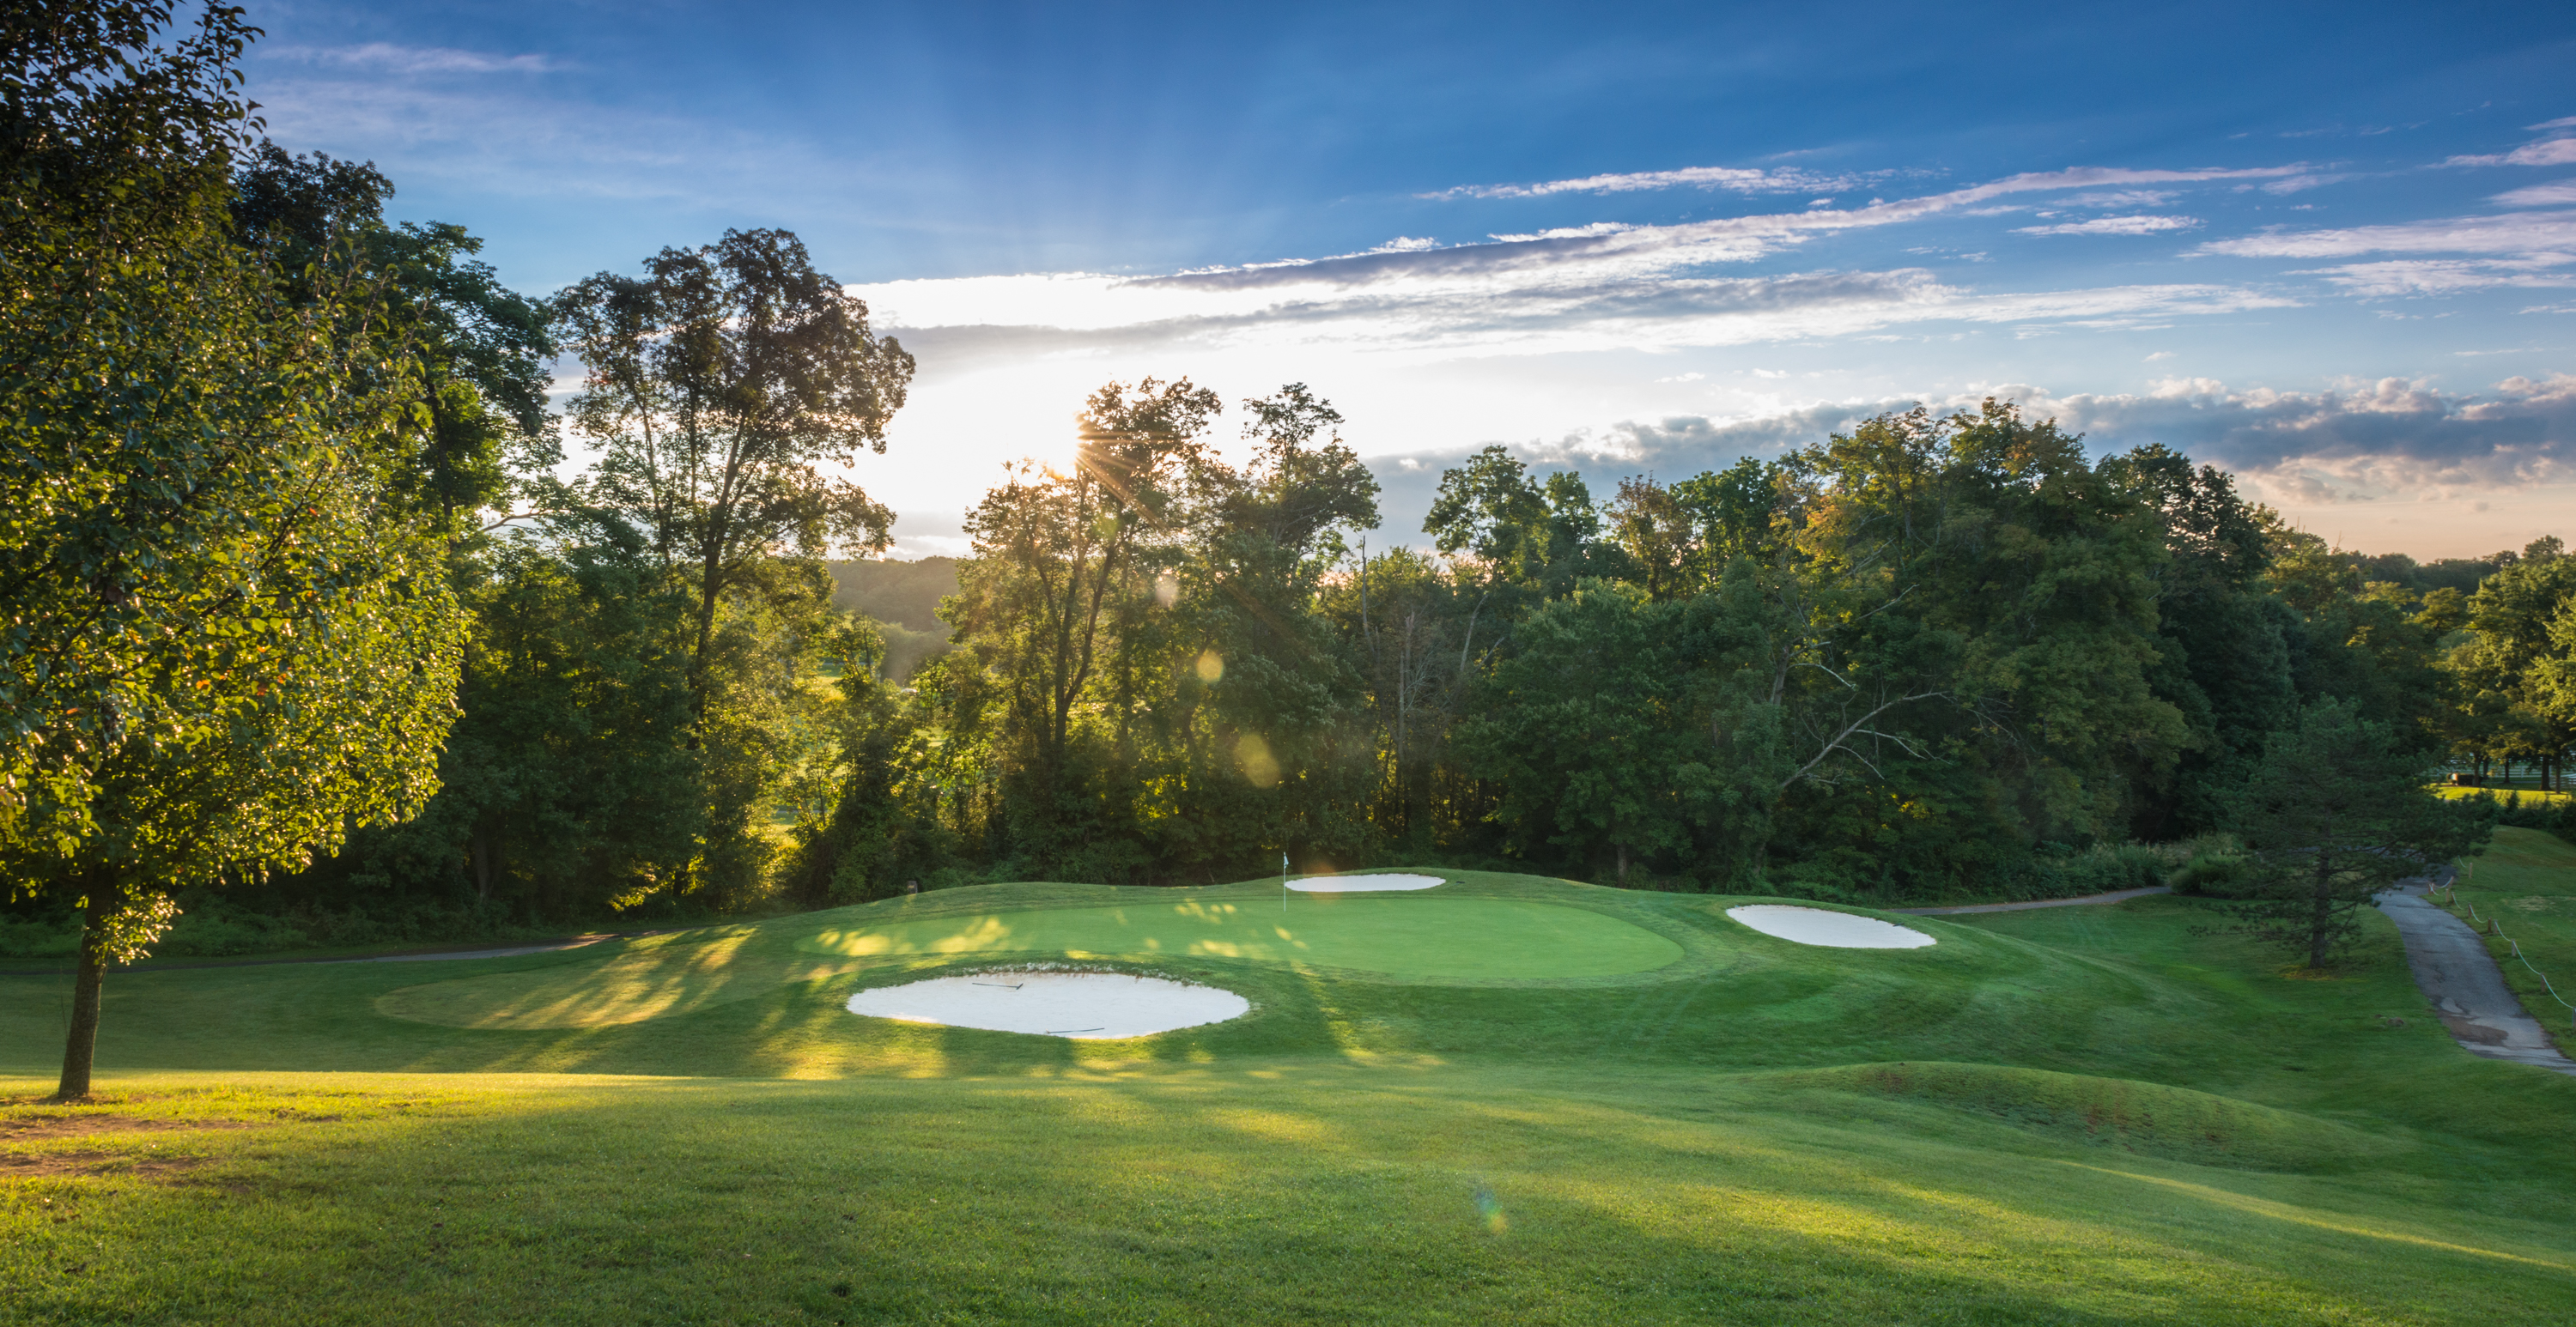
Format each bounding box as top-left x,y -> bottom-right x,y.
2231,700 -> 2488,968
555,228 -> 914,730
2099,444 -> 2297,836
946,379 -> 1219,864
1467,582 -> 1711,882
2448,542 -> 2576,790
3,0 -> 467,1098
228,142 -> 559,538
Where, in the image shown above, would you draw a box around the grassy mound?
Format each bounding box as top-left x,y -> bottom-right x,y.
1770,1061 -> 2407,1172
371,929 -> 861,1029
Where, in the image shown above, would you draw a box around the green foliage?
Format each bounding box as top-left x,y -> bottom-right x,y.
2225,700 -> 2493,966
1,1 -> 474,1096
555,227 -> 914,736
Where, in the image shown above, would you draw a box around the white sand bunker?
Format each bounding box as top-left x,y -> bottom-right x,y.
1287,872 -> 1445,893
1726,905 -> 1935,949
846,972 -> 1249,1039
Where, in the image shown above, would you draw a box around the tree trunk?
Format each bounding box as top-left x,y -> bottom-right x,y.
55,873 -> 121,1102
470,830 -> 497,904
2307,849 -> 2334,971
1617,840 -> 1631,886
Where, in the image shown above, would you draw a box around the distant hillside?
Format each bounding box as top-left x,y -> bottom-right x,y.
828,556 -> 958,632
828,557 -> 960,681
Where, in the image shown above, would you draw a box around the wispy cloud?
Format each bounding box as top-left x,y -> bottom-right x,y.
842,166 -> 2320,367
1136,166 -> 2307,300
2014,215 -> 2202,237
2289,258 -> 2576,296
2258,173 -> 2346,195
2493,182 -> 2576,208
265,43 -> 561,76
2196,209 -> 2576,258
2445,134 -> 2576,168
2065,190 -> 2178,208
1424,164 -> 1880,200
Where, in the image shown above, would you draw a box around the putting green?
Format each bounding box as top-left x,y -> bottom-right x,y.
796,896 -> 1684,979
377,892 -> 1685,1032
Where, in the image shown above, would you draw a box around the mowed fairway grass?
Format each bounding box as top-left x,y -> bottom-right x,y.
5,868 -> 2575,1324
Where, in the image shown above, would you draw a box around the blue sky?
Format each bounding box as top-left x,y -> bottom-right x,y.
242,0 -> 2576,558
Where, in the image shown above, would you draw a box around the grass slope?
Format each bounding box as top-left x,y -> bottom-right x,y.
6,869 -> 2574,1324
2451,827 -> 2576,1045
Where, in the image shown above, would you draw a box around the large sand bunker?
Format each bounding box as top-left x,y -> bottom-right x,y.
1286,873 -> 1444,893
1726,905 -> 1935,949
846,972 -> 1249,1039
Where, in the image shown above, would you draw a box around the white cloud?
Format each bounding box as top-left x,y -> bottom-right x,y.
2289,257 -> 2576,296
2064,190 -> 2178,208
1425,164 -> 1879,200
2039,373 -> 2576,492
2259,174 -> 2346,195
2446,136 -> 2576,167
851,166 -> 2307,365
2196,209 -> 2576,258
2493,181 -> 2576,208
2014,215 -> 2202,237
266,43 -> 559,76
2525,117 -> 2576,131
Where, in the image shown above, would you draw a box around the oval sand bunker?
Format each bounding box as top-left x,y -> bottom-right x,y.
1287,872 -> 1443,893
1726,905 -> 1935,948
847,972 -> 1248,1039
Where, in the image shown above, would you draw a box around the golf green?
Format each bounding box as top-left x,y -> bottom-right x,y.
797,895 -> 1685,979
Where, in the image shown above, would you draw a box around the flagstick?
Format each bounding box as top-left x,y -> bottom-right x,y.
1282,851 -> 1289,914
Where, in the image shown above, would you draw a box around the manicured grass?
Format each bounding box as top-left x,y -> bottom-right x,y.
797,892 -> 1686,977
5,868 -> 2574,1324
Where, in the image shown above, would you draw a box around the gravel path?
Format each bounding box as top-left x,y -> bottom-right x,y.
2377,873 -> 2576,1077
1893,886 -> 2172,916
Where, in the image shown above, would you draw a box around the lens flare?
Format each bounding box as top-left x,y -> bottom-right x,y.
1237,733 -> 1280,788
1473,1185 -> 1508,1234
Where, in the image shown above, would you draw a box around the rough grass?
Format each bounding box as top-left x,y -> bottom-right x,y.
5,869 -> 2575,1324
2451,827 -> 2576,1044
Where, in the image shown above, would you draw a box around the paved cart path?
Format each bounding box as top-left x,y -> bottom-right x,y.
2377,872 -> 2576,1077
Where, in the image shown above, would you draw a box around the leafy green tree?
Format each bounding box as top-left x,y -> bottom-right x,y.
1467,582 -> 1711,882
2230,700 -> 2488,968
555,229 -> 914,731
2448,542 -> 2576,790
1329,545 -> 1479,850
1157,385 -> 1382,874
3,2 -> 469,1097
228,142 -> 558,537
325,522 -> 702,919
2100,445 -> 2297,836
947,378 -> 1220,869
